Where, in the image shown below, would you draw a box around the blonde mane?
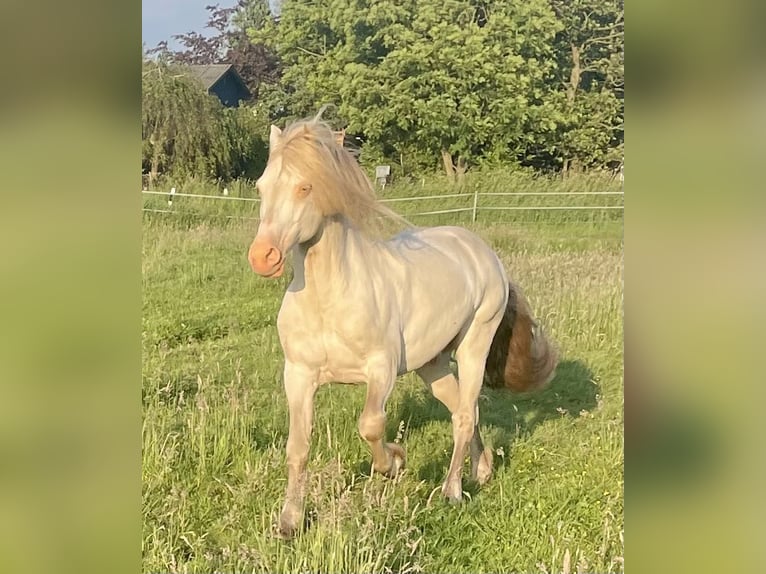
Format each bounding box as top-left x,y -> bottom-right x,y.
271,115 -> 408,237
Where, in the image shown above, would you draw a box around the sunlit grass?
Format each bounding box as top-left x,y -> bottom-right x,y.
142,206 -> 624,573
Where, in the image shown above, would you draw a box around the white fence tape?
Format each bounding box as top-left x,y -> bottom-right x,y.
141,188 -> 623,220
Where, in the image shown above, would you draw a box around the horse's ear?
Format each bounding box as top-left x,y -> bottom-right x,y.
269,125 -> 282,149
296,183 -> 312,198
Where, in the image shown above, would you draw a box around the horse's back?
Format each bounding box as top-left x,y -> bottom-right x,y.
393,225 -> 507,286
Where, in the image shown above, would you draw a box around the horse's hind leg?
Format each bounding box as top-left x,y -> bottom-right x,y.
417,353 -> 493,487
442,314 -> 502,503
358,359 -> 405,478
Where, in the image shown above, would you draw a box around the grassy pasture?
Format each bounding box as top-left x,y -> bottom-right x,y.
142,185 -> 624,573
142,168 -> 623,228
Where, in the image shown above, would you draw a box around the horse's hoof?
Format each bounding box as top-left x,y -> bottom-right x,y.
441,480 -> 463,504
276,518 -> 300,540
276,507 -> 302,539
275,524 -> 297,540
473,446 -> 494,486
378,443 -> 406,478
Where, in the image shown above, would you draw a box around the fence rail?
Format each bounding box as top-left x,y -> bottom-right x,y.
141,188 -> 623,222
478,191 -> 624,197
141,190 -> 261,202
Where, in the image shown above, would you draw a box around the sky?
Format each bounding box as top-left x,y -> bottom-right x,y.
141,0 -> 278,51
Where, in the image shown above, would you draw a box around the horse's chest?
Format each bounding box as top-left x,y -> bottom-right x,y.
278,297 -> 384,382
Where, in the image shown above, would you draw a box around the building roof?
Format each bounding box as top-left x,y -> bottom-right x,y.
186,64 -> 250,97
186,64 -> 234,90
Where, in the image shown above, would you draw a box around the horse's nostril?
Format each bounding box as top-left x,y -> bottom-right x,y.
248,238 -> 283,276
265,247 -> 281,265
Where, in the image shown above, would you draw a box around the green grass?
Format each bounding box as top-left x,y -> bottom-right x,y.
142,206 -> 624,572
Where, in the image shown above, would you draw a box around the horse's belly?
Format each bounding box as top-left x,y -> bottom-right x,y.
399,305 -> 471,373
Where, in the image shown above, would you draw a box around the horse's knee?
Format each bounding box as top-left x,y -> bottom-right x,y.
452,410 -> 475,438
285,434 -> 310,464
358,411 -> 385,443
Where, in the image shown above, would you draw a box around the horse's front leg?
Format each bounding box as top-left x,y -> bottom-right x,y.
278,361 -> 318,538
358,360 -> 405,478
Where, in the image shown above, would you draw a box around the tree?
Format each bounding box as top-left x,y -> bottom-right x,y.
141,59 -> 267,181
147,1 -> 280,98
145,0 -> 625,177
549,0 -> 624,174
257,0 -> 563,178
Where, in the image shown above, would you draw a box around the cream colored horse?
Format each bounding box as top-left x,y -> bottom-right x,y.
248,115 -> 557,538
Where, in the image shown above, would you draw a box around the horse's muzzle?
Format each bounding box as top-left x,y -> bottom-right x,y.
248,238 -> 284,278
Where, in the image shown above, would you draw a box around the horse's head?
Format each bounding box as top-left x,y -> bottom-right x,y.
248,125 -> 325,278
249,114 -> 403,277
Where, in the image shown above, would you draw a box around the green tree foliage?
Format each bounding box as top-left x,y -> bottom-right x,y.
141,59 -> 267,181
253,0 -> 623,176
144,0 -> 624,179
550,0 -> 624,173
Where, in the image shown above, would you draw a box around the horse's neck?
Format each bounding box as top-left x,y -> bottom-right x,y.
292,216 -> 375,297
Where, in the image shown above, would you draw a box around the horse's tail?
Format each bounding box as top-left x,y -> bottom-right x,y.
484,282 -> 558,392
